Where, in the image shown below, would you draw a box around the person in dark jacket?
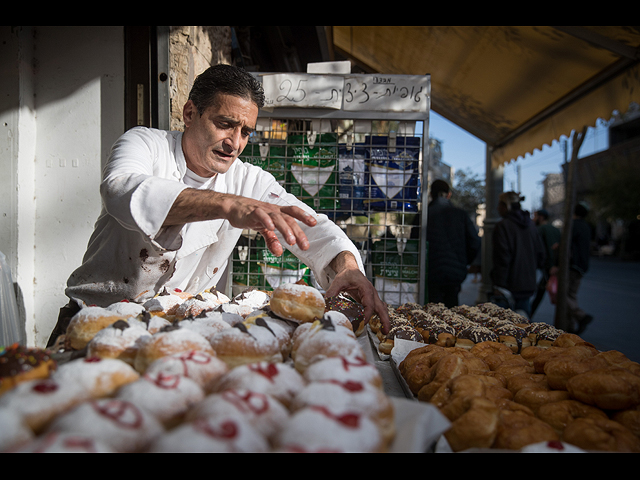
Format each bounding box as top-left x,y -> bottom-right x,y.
491,192 -> 546,317
426,179 -> 481,307
564,203 -> 593,333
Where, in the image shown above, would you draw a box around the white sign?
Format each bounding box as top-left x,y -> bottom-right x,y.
262,74 -> 343,109
342,75 -> 429,112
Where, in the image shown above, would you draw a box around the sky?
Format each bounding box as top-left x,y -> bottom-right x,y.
428,111 -> 610,213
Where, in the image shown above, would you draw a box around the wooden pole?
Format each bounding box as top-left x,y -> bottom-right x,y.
555,126 -> 588,331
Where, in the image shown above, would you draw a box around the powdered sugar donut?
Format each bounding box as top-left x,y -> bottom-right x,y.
86,319 -> 152,366
186,388 -> 289,443
270,283 -> 325,324
208,321 -> 283,368
144,350 -> 229,394
275,405 -> 385,453
148,414 -> 269,453
0,405 -> 35,450
127,311 -> 172,335
65,306 -> 127,350
177,315 -> 231,343
47,398 -> 164,453
290,379 -> 396,445
243,312 -> 296,358
174,291 -> 230,319
105,300 -> 147,318
214,362 -> 306,409
52,356 -> 140,399
10,431 -> 114,453
0,377 -> 93,433
292,316 -> 365,373
133,324 -> 216,373
115,371 -> 205,427
142,288 -> 188,318
233,288 -> 271,311
302,355 -> 383,390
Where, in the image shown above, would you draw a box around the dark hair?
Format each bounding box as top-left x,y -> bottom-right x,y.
574,203 -> 589,219
430,179 -> 450,198
536,209 -> 549,220
188,64 -> 265,114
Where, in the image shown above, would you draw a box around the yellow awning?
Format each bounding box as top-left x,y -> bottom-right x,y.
331,26 -> 640,168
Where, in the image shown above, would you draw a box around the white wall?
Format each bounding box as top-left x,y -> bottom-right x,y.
0,26 -> 125,346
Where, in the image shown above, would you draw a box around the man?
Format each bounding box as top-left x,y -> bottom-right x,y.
530,209 -> 561,317
426,179 -> 481,307
47,64 -> 389,345
564,203 -> 593,334
491,192 -> 546,318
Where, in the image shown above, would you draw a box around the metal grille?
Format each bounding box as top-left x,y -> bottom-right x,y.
229,115 -> 429,308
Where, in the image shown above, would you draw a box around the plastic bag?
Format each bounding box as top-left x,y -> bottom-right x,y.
0,251 -> 24,345
546,274 -> 558,305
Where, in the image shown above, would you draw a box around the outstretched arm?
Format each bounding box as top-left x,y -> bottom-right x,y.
163,188 -> 317,256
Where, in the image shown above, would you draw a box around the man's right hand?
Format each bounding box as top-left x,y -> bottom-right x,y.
164,189 -> 317,255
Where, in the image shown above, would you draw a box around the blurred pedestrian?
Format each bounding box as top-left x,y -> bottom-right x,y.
426,179 -> 481,307
491,192 -> 546,317
530,209 -> 561,316
552,203 -> 593,333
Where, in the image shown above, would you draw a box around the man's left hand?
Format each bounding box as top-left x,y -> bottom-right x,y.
325,252 -> 390,334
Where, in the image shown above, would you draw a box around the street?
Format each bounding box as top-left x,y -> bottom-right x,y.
458,256 -> 640,364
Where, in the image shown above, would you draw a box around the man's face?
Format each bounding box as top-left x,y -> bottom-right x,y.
182,94 -> 258,177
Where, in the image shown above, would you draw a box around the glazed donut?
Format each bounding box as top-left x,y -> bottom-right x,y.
133,324 -> 216,373
493,409 -> 560,450
324,293 -> 366,336
0,377 -> 92,434
532,344 -> 598,374
506,372 -> 549,395
275,405 -> 385,453
513,385 -> 571,414
115,371 -> 205,427
214,362 -> 306,409
302,356 -> 383,390
86,320 -> 152,366
482,352 -> 528,372
269,283 -> 325,324
562,416 -> 640,452
185,388 -> 290,443
143,350 -> 229,394
46,398 -> 165,453
52,356 -> 140,399
612,405 -> 640,438
536,399 -> 609,436
469,341 -> 513,360
543,354 -> 610,390
566,366 -> 640,411
520,345 -> 545,364
208,320 -> 283,369
492,363 -> 536,379
443,397 -> 500,452
149,414 -> 270,453
65,306 -> 128,350
430,374 -> 501,418
416,353 -> 489,402
552,332 -> 593,348
0,344 -> 57,395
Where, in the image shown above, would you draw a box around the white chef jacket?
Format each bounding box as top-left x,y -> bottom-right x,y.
65,127 -> 364,307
